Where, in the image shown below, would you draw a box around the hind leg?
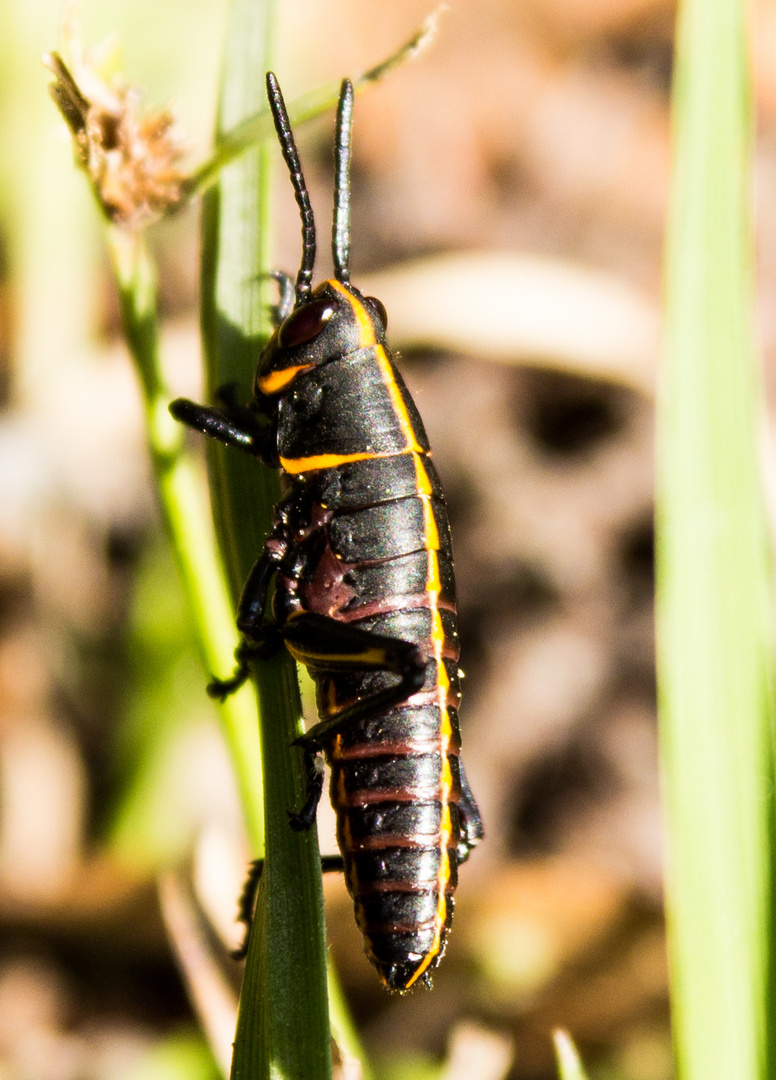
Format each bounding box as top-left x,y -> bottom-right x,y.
276,611 -> 429,826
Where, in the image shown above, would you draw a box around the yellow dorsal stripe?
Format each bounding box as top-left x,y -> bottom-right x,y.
325,280 -> 455,988
330,278 -> 378,348
426,551 -> 441,591
329,280 -> 425,456
374,344 -> 426,455
415,458 -> 435,497
423,497 -> 440,550
402,495 -> 454,989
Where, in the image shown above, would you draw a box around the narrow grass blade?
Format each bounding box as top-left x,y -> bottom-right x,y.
657,0 -> 776,1078
107,226 -> 264,853
201,1 -> 331,1078
552,1031 -> 589,1080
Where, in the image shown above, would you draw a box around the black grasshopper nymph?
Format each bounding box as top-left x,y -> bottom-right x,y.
170,73 -> 482,991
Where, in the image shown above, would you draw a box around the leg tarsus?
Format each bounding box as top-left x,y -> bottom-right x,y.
204,532 -> 289,703
207,661 -> 251,701
231,858 -> 264,960
231,851 -> 344,962
206,633 -> 280,701
287,747 -> 325,831
455,759 -> 484,863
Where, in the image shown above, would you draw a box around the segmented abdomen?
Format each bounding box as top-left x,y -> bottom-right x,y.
325,680 -> 463,991
307,454 -> 463,991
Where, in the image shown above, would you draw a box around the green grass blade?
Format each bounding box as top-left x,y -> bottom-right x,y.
657,0 -> 776,1077
201,2 -> 331,1078
552,1031 -> 590,1080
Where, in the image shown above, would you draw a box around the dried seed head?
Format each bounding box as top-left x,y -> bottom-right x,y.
44,51 -> 186,230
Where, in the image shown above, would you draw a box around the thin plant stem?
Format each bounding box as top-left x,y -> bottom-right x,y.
107,225 -> 264,853
184,5 -> 445,200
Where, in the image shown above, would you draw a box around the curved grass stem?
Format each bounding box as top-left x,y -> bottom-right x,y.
184,4 -> 446,200
107,225 -> 264,853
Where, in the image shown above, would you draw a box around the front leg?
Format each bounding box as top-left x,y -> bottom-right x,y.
169,395 -> 275,464
206,513 -> 295,699
170,389 -> 285,697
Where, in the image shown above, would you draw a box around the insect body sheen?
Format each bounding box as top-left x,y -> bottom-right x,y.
170,73 -> 482,992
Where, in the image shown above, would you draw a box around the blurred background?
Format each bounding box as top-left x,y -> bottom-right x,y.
1,0 -> 775,1077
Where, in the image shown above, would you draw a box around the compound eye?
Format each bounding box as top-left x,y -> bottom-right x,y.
366,296 -> 388,331
278,297 -> 337,348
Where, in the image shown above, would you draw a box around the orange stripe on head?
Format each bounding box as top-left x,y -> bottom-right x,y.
258,363 -> 314,394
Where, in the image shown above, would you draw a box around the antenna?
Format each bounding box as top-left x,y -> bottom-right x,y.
266,72 -> 316,304
333,79 -> 354,285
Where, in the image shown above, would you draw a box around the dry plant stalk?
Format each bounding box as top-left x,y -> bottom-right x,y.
44,51 -> 185,230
